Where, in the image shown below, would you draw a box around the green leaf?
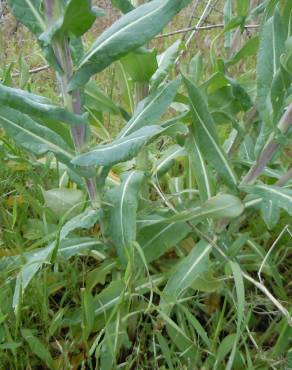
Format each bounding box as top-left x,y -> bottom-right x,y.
138,221 -> 191,262
6,0 -> 59,70
241,184 -> 292,215
260,199 -> 280,230
40,0 -> 104,42
162,240 -> 212,313
185,132 -> 215,201
227,36 -> 259,66
68,0 -> 191,90
226,261 -> 245,370
215,334 -> 237,368
121,47 -> 158,82
224,0 -> 233,49
119,78 -> 180,137
164,194 -> 244,224
111,0 -> 135,13
42,188 -> 85,219
0,107 -> 74,163
60,207 -> 100,239
55,0 -> 103,37
189,52 -> 203,85
58,238 -> 107,260
81,288 -> 95,341
256,9 -> 286,143
0,83 -> 85,126
7,0 -> 46,36
13,242 -> 55,310
154,144 -> 186,177
151,40 -> 182,88
106,171 -> 145,263
85,81 -> 124,115
72,125 -> 163,167
237,0 -> 250,17
21,329 -> 54,370
182,75 -> 238,186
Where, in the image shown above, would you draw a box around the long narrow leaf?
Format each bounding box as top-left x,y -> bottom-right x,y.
68,0 -> 191,90
183,75 -> 237,186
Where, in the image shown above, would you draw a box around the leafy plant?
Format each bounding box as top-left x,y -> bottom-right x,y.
0,0 -> 291,369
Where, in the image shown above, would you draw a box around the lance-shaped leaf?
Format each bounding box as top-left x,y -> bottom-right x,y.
106,171 -> 145,263
151,40 -> 182,89
7,0 -> 46,36
68,0 -> 191,90
119,78 -> 180,138
183,75 -> 238,187
185,133 -> 215,201
260,199 -> 280,230
154,144 -> 186,177
256,10 -> 285,131
0,107 -> 74,163
13,241 -> 55,310
163,194 -> 244,224
40,0 -> 104,43
21,329 -> 54,370
72,125 -> 163,167
138,222 -> 191,263
161,240 -> 212,313
241,184 -> 292,216
0,84 -> 85,126
227,36 -> 259,66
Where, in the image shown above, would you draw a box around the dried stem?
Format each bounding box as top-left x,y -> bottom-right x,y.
156,24 -> 259,39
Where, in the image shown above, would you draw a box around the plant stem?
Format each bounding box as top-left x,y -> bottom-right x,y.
44,0 -> 98,203
241,103 -> 292,185
275,168 -> 292,186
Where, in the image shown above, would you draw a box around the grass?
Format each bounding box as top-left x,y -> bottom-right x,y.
0,1 -> 292,369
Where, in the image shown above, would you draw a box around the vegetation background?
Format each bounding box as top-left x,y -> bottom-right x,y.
0,0 -> 291,369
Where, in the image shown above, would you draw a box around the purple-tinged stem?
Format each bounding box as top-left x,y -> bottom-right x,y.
44,0 -> 97,204
241,103 -> 292,185
44,0 -> 54,23
276,168 -> 292,187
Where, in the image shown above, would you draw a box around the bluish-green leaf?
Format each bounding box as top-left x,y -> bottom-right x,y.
241,184 -> 292,215
7,0 -> 46,36
256,8 -> 286,148
164,194 -> 244,224
0,107 -> 74,163
154,144 -> 186,177
72,125 -> 163,167
68,0 -> 191,90
42,188 -> 85,219
105,171 -> 146,263
183,75 -> 238,186
162,240 -> 212,313
119,78 -> 180,137
138,221 -> 191,262
185,133 -> 215,201
151,40 -> 182,89
0,83 -> 85,126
